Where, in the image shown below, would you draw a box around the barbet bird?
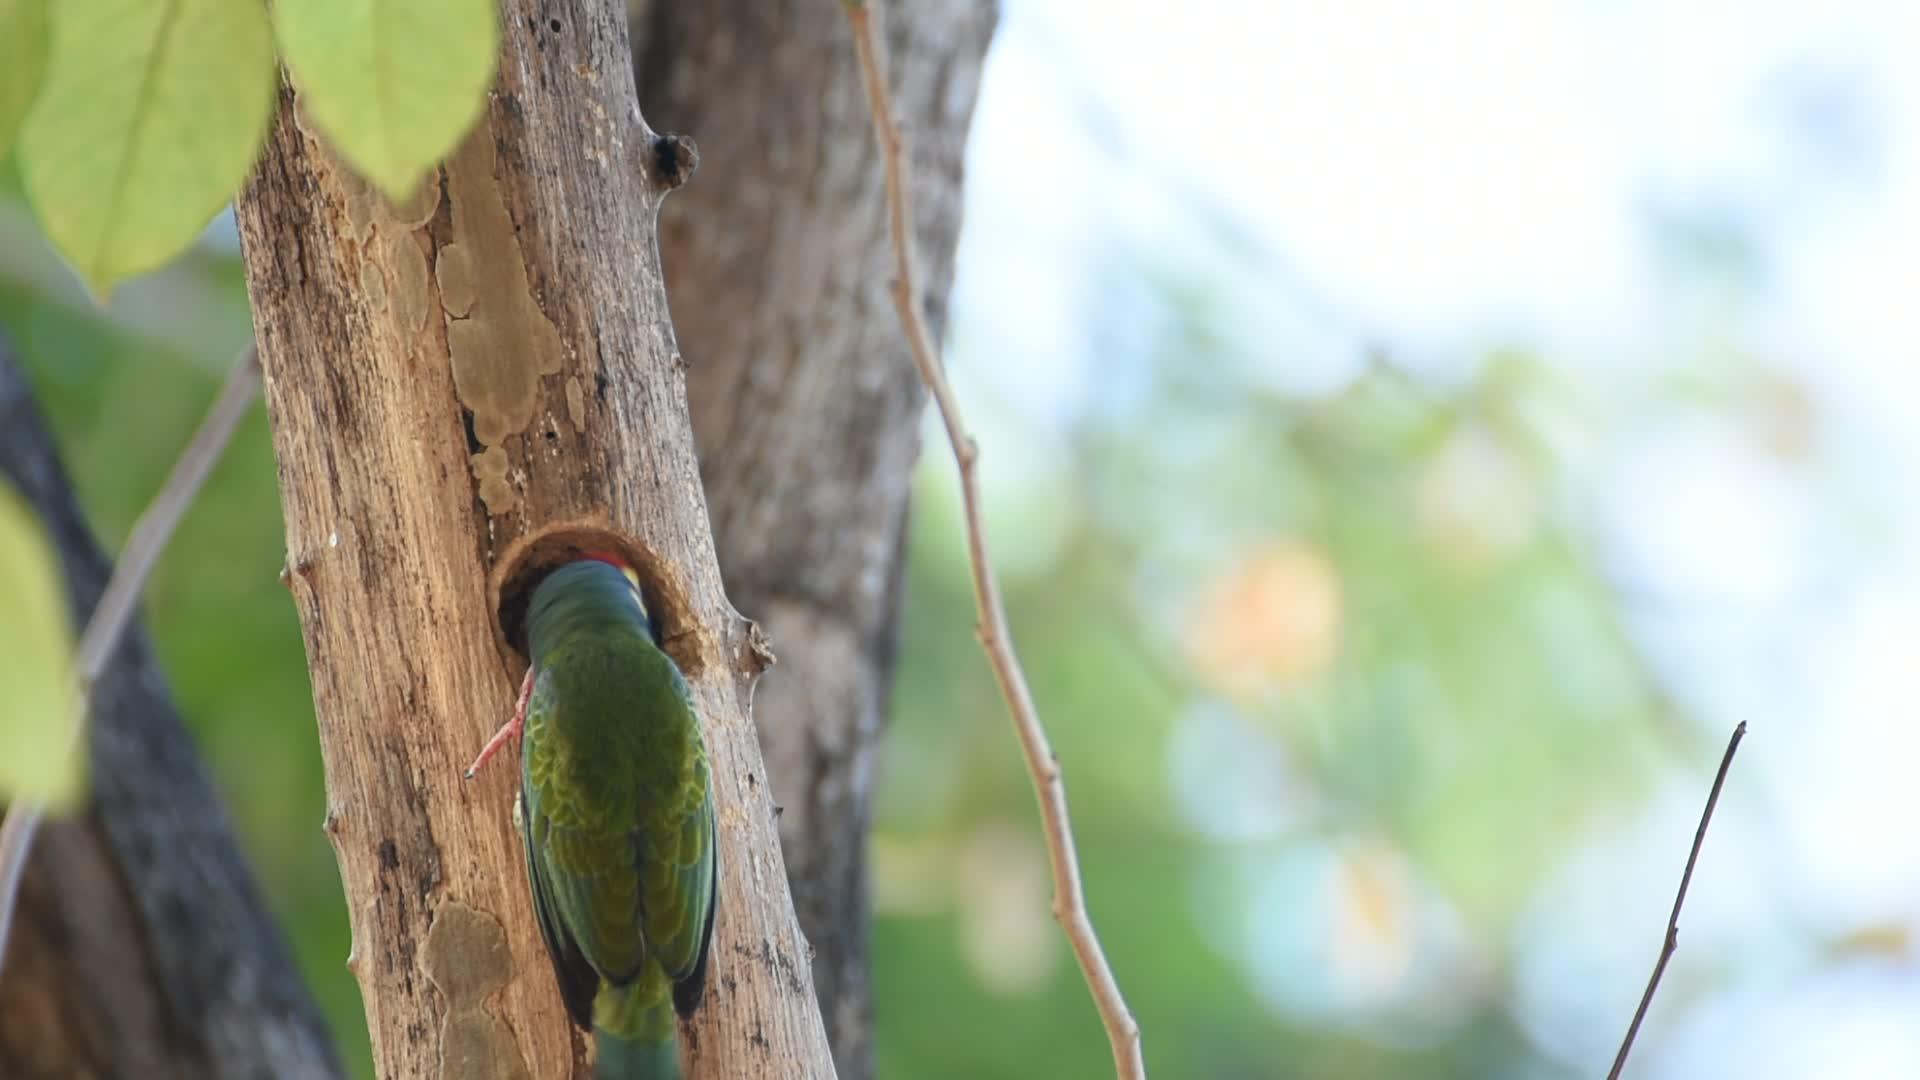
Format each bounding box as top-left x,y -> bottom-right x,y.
467,552 -> 717,1079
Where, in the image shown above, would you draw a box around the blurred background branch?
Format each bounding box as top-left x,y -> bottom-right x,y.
0,343 -> 258,981
0,335 -> 336,1078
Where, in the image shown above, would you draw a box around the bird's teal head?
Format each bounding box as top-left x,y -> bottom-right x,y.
579,549 -> 642,591
575,551 -> 650,625
526,552 -> 656,647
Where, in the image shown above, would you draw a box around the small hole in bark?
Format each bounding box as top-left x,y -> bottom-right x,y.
489,521 -> 706,678
548,18 -> 561,32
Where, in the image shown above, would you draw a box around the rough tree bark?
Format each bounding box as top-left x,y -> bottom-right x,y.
632,3 -> 995,1074
0,340 -> 342,1079
232,2 -> 834,1078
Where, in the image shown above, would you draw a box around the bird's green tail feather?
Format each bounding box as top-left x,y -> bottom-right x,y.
594,1032 -> 678,1080
593,972 -> 680,1080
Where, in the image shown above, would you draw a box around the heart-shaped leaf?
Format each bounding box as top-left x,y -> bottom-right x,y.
275,0 -> 499,201
16,0 -> 277,297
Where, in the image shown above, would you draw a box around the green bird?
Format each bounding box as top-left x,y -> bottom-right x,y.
466,552 -> 718,1079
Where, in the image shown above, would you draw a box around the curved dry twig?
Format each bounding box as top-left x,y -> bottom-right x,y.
0,343 -> 261,978
840,4 -> 1146,1077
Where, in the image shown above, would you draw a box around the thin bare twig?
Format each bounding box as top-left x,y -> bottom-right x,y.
841,4 -> 1145,1077
0,343 -> 261,978
1607,720 -> 1747,1080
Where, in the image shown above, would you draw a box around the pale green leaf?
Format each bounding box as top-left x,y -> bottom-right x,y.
0,480 -> 83,810
275,0 -> 499,201
0,0 -> 48,161
16,0 -> 276,297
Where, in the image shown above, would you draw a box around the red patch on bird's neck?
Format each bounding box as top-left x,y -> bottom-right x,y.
578,549 -> 631,572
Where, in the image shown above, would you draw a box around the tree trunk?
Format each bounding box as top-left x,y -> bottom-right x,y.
232,2 -> 835,1078
633,3 -> 995,1074
0,340 -> 342,1079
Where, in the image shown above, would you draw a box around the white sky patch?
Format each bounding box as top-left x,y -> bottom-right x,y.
1651,966 -> 1920,1080
1030,0 -> 1645,356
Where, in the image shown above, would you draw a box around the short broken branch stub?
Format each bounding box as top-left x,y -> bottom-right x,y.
740,618 -> 776,679
648,133 -> 700,193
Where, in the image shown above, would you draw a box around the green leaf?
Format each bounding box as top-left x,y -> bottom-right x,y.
275,0 -> 499,201
0,0 -> 47,161
0,479 -> 83,810
16,0 -> 276,297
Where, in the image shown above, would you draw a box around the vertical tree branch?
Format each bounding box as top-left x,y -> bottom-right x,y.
0,344 -> 260,977
234,2 -> 834,1077
633,2 -> 995,1073
842,3 -> 1146,1077
0,339 -> 338,1078
1607,721 -> 1746,1080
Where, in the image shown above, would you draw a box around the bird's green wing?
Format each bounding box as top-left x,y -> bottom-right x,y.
520,778 -> 598,1023
656,779 -> 716,1018
521,665 -> 643,1027
634,679 -> 717,1019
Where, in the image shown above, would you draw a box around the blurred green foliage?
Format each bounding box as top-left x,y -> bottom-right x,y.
0,469 -> 82,808
865,324 -> 1678,1076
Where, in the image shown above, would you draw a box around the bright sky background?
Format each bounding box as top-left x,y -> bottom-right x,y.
948,2 -> 1920,1075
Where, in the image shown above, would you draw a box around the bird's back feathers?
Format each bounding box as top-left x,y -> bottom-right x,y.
514,559 -> 718,1078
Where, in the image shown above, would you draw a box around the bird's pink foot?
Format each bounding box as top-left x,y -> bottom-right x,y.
465,668 -> 535,779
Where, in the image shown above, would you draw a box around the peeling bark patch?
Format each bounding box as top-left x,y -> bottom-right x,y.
437,245 -> 477,317
425,901 -> 531,1080
360,262 -> 388,311
472,445 -> 517,514
383,231 -> 432,334
391,176 -> 444,229
439,1012 -> 531,1080
424,901 -> 512,1001
564,375 -> 585,431
343,178 -> 380,244
435,127 -> 564,453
